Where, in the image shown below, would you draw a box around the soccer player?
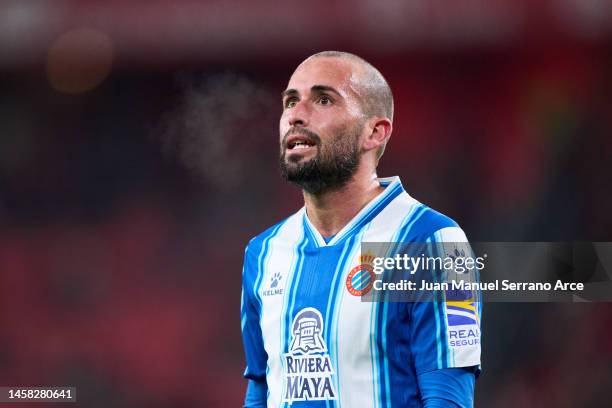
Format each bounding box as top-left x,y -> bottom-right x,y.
241,51 -> 481,407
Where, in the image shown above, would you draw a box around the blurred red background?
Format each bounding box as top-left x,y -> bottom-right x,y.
0,1 -> 611,407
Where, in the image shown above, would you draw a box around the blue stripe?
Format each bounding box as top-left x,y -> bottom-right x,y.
437,232 -> 452,368
426,238 -> 444,370
240,282 -> 247,330
372,204 -> 422,408
447,314 -> 477,326
376,259 -> 396,408
394,205 -> 426,244
351,272 -> 364,287
370,301 -> 380,408
380,299 -> 391,407
351,270 -> 370,288
432,232 -> 451,368
355,274 -> 371,290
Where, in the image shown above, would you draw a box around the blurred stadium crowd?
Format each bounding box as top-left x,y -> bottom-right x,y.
0,1 -> 611,407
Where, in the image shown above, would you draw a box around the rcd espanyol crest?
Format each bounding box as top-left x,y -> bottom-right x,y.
283,307 -> 337,403
346,252 -> 376,296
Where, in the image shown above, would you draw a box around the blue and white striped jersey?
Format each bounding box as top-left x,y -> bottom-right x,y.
241,176 -> 481,407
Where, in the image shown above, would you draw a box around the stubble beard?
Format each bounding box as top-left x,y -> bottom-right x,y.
279,123 -> 363,195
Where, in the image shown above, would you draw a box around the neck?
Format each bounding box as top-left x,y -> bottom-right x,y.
303,167 -> 385,238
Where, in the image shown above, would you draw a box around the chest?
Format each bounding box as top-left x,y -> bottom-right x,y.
258,243 -> 391,355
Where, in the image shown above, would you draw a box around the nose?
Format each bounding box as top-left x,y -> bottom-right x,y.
287,100 -> 309,128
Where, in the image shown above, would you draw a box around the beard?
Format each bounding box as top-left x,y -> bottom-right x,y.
279,122 -> 363,195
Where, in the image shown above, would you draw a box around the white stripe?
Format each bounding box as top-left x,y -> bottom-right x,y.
329,233 -> 363,407
258,212 -> 304,407
447,309 -> 477,320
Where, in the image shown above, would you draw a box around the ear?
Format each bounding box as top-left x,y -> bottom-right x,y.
362,117 -> 392,153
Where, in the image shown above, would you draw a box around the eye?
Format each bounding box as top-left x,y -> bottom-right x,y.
284,97 -> 298,109
318,95 -> 332,106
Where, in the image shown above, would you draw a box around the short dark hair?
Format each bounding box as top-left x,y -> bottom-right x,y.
308,51 -> 394,122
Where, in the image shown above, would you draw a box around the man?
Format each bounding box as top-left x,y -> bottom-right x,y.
241,51 -> 481,407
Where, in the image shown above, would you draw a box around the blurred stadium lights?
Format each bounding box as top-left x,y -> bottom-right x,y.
46,28 -> 114,94
0,1 -> 61,69
0,0 -> 611,70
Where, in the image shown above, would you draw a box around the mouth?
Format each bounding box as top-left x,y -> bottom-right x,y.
285,134 -> 317,152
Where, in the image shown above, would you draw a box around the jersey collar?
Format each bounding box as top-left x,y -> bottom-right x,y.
302,176 -> 405,248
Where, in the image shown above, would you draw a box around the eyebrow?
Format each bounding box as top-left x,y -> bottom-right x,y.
281,85 -> 342,99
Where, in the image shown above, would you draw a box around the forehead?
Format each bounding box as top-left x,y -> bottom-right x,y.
286,57 -> 361,97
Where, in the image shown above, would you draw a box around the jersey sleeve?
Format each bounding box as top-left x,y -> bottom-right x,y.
418,367 -> 475,408
243,378 -> 268,408
409,226 -> 482,375
241,242 -> 269,383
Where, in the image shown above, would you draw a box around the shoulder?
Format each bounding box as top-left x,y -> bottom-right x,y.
244,209 -> 304,260
401,202 -> 467,242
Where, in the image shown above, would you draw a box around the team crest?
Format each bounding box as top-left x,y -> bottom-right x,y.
346,252 -> 376,296
283,307 -> 337,403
